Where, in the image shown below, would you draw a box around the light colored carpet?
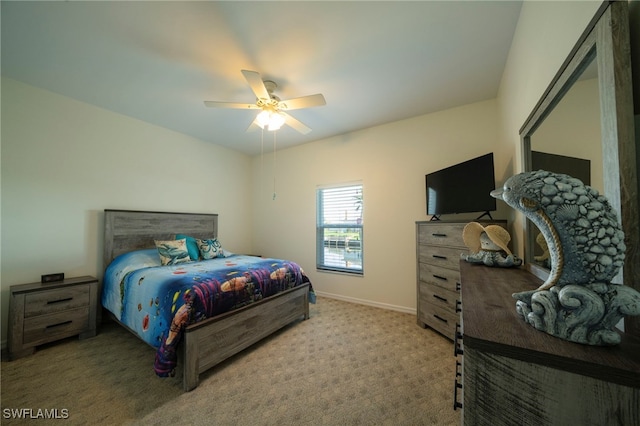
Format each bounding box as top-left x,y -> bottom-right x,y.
1,297 -> 460,425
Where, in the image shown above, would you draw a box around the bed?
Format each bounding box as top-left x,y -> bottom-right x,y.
102,209 -> 312,391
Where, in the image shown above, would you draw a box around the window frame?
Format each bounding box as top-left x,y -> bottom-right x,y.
316,182 -> 364,275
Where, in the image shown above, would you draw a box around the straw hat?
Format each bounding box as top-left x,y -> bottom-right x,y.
462,222 -> 513,255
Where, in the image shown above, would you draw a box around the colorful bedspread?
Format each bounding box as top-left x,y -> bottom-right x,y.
102,249 -> 313,376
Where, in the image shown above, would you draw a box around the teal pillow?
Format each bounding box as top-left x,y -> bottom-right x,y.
197,238 -> 225,260
176,234 -> 200,261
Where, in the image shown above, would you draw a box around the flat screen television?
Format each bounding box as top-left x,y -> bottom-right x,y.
426,153 -> 496,218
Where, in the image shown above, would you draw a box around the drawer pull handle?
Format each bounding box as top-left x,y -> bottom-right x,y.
432,255 -> 447,260
47,297 -> 73,305
454,335 -> 464,356
456,282 -> 461,291
46,320 -> 72,329
433,274 -> 448,281
455,360 -> 462,378
453,380 -> 463,410
456,300 -> 462,313
433,314 -> 448,324
454,323 -> 464,356
433,294 -> 447,303
432,233 -> 447,237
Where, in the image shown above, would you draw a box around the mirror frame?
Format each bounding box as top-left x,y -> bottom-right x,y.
519,1 -> 639,336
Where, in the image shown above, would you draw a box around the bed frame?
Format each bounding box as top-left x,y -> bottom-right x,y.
103,209 -> 310,391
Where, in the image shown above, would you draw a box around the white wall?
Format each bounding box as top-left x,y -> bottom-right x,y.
0,77 -> 254,343
251,99 -> 504,312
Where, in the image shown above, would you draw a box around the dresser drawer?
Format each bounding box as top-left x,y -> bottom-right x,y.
419,281 -> 459,312
23,307 -> 90,346
419,301 -> 457,339
419,246 -> 466,270
24,285 -> 90,318
418,223 -> 467,247
419,263 -> 461,292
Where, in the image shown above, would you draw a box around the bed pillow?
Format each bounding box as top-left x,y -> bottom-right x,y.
197,238 -> 225,259
155,239 -> 191,265
175,234 -> 200,261
104,248 -> 162,285
113,248 -> 162,268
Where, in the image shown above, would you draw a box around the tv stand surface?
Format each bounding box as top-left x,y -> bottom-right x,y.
428,211 -> 495,222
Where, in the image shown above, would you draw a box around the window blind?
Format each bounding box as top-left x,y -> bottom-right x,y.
316,184 -> 363,274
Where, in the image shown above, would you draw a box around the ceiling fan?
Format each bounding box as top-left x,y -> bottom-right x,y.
204,70 -> 326,134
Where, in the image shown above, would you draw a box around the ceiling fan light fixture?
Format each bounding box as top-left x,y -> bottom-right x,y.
256,110 -> 271,128
204,70 -> 325,134
268,112 -> 285,131
256,109 -> 285,131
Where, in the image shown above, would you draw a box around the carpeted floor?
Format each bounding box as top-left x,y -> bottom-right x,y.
1,297 -> 460,425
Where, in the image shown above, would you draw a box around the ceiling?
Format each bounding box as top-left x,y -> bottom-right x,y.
1,1 -> 522,156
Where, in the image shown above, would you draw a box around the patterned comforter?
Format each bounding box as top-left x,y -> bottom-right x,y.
102,249 -> 313,376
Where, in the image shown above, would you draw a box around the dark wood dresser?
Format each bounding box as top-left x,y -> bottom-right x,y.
457,261 -> 640,425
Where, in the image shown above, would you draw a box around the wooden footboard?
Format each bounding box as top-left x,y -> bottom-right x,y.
182,283 -> 310,391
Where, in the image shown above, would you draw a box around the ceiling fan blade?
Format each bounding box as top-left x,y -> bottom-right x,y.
278,94 -> 326,111
241,69 -> 270,100
204,101 -> 260,109
246,117 -> 261,133
282,112 -> 312,135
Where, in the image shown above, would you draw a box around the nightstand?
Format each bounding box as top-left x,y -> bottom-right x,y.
8,275 -> 99,360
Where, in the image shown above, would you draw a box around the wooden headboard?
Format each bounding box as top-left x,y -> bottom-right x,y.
103,209 -> 218,269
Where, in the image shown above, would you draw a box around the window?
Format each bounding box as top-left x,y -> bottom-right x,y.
316,183 -> 363,275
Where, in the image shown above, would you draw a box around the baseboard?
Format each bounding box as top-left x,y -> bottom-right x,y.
314,291 -> 416,315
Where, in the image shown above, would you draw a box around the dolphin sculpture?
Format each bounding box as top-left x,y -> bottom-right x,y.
491,170 -> 640,345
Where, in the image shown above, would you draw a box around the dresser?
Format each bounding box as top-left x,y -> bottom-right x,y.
457,262 -> 640,425
415,220 -> 505,340
8,276 -> 99,360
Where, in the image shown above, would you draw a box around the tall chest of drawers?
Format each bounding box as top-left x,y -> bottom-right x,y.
416,220 -> 505,339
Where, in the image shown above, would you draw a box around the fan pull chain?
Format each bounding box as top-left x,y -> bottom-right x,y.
260,128 -> 265,198
272,131 -> 277,200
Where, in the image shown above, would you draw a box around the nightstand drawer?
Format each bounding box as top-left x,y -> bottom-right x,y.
419,246 -> 465,270
418,223 -> 466,247
23,307 -> 90,346
24,285 -> 90,318
419,263 -> 461,292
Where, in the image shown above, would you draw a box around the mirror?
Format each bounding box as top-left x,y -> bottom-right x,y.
529,61 -> 602,269
520,1 -> 639,336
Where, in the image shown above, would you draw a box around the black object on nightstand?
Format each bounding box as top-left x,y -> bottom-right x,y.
8,275 -> 99,360
41,272 -> 65,283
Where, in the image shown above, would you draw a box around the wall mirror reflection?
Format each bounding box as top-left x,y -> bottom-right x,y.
528,59 -> 602,269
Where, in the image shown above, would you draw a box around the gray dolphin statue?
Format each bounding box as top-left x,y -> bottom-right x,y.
491,170 -> 640,345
